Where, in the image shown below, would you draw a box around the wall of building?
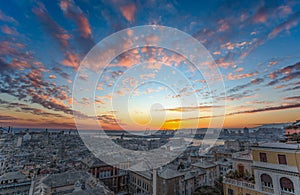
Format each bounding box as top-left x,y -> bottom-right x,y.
252,148 -> 300,169
224,183 -> 267,195
129,172 -> 152,194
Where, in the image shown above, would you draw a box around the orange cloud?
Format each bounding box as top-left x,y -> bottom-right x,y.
228,72 -> 257,80
77,15 -> 92,38
120,4 -> 136,22
59,0 -> 92,38
61,52 -> 80,69
49,75 -> 56,79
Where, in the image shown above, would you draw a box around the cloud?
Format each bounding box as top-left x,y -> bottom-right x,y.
225,90 -> 255,101
49,75 -> 56,79
1,25 -> 18,35
0,99 -> 65,118
61,51 -> 80,69
166,103 -> 300,124
228,78 -> 264,93
252,7 -> 268,24
269,61 -> 300,79
284,96 -> 300,101
0,10 -> 17,23
120,4 -> 136,22
0,115 -> 18,121
52,67 -> 71,80
0,58 -> 11,73
268,11 -> 300,39
227,72 -> 258,80
59,0 -> 92,38
165,115 -> 213,123
218,19 -> 229,32
228,103 -> 300,115
0,67 -> 86,119
97,113 -> 124,130
33,2 -> 71,50
160,105 -> 224,112
268,62 -> 300,86
283,85 -> 300,92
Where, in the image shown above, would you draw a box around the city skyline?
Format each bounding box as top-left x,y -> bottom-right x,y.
0,0 -> 300,130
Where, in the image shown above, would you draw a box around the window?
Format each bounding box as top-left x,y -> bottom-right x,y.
261,174 -> 273,188
259,152 -> 267,162
278,154 -> 287,165
237,164 -> 245,175
280,177 -> 294,193
228,188 -> 234,195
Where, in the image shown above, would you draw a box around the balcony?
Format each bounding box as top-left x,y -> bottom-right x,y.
281,190 -> 295,195
262,186 -> 274,193
223,177 -> 255,190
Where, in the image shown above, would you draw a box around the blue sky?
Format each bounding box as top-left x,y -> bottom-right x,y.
0,0 -> 300,130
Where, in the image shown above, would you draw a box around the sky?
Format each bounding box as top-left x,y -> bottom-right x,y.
0,0 -> 300,130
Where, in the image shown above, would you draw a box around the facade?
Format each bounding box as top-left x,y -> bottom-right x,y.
128,166 -> 207,195
223,142 -> 300,195
232,150 -> 253,176
191,161 -> 219,187
215,159 -> 232,177
129,171 -> 152,194
82,157 -> 128,193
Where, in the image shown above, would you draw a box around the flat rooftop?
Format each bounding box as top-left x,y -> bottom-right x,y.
252,142 -> 300,150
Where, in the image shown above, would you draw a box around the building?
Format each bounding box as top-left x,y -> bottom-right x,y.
232,150 -> 252,176
223,142 -> 300,195
285,120 -> 300,136
0,171 -> 32,195
82,157 -> 128,193
215,158 -> 232,177
30,171 -> 112,195
244,127 -> 250,137
224,140 -> 241,151
128,165 -> 208,195
129,170 -> 152,194
191,161 -> 219,187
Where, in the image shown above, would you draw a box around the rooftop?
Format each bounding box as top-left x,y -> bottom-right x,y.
41,171 -> 90,188
232,150 -> 252,161
158,168 -> 185,179
0,171 -> 29,182
252,142 -> 300,150
192,161 -> 216,169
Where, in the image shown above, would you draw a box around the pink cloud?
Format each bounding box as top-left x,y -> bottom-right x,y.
33,2 -> 71,49
268,13 -> 299,39
1,25 -> 18,35
253,7 -> 268,24
278,5 -> 292,18
215,58 -> 234,68
235,67 -> 244,72
59,0 -> 92,38
0,10 -> 17,23
61,52 -> 80,69
10,59 -> 32,70
228,72 -> 257,80
120,4 -> 136,22
218,19 -> 229,32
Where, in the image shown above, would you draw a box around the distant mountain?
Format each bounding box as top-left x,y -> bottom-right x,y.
251,123 -> 290,131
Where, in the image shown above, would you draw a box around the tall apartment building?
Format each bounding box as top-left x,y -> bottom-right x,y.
223,142 -> 300,195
